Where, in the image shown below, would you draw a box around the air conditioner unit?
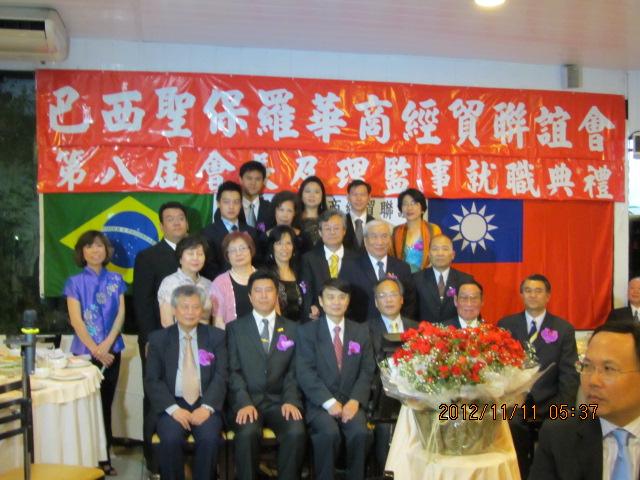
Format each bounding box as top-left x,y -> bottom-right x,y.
0,7 -> 69,62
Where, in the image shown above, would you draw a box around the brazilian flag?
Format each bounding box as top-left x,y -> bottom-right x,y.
42,193 -> 213,297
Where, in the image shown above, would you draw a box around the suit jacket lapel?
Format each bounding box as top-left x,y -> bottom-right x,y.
576,418 -> 603,480
425,269 -> 441,304
167,326 -> 181,393
362,256 -> 379,284
245,315 -> 268,358
269,315 -> 288,356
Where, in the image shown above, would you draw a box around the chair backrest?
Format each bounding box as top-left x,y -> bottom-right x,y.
0,350 -> 34,480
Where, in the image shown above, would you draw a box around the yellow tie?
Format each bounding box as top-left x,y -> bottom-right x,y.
329,254 -> 339,278
391,321 -> 398,333
182,334 -> 199,405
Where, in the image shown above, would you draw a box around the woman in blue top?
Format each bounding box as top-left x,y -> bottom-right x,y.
63,230 -> 125,476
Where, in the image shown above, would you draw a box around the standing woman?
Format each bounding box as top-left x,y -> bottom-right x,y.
266,225 -> 303,322
297,176 -> 328,247
390,188 -> 442,272
157,235 -> 212,327
266,190 -> 313,255
210,231 -> 257,328
63,230 -> 125,476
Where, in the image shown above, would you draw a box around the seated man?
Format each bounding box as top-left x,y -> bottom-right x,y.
367,277 -> 418,472
607,277 -> 640,323
296,278 -> 375,480
441,280 -> 485,328
530,321 -> 640,479
227,270 -> 306,480
498,274 -> 579,480
145,285 -> 227,480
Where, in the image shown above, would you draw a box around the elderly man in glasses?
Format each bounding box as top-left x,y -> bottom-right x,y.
530,321 -> 640,480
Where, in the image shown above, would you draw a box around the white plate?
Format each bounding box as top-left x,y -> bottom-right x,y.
66,360 -> 91,368
49,373 -> 85,381
31,382 -> 46,391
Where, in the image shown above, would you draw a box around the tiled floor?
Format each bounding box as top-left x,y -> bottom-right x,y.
110,443 -> 151,480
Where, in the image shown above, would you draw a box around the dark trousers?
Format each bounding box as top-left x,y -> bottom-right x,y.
308,409 -> 372,480
155,397 -> 224,480
91,351 -> 121,465
233,402 -> 306,480
139,342 -> 155,466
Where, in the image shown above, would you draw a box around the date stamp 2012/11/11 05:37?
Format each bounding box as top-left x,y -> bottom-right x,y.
438,403 -> 598,421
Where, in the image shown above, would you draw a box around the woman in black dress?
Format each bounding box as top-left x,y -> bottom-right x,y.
265,225 -> 303,322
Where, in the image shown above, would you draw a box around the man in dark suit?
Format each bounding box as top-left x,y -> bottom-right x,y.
134,201 -> 189,465
296,278 -> 375,480
227,270 -> 306,480
239,160 -> 272,233
339,220 -> 415,323
530,321 -> 640,480
441,280 -> 485,329
367,277 -> 418,472
300,209 -> 357,322
607,277 -> 640,323
200,180 -> 259,277
343,180 -> 375,253
412,234 -> 474,323
145,284 -> 227,480
498,274 -> 580,480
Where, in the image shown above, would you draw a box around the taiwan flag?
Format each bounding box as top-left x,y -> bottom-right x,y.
428,198 -> 612,330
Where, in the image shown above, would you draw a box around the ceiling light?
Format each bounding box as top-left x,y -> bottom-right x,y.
475,0 -> 506,7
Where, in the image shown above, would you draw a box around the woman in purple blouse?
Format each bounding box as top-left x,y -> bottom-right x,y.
63,230 -> 125,476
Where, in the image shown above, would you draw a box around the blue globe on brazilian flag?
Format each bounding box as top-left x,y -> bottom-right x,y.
43,193 -> 212,297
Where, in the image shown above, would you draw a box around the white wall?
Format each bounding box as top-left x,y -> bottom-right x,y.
2,38 -> 634,305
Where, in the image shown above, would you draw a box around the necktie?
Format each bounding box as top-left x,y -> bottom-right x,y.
377,260 -> 385,280
247,203 -> 256,227
231,224 -> 238,232
333,325 -> 343,372
355,219 -> 364,247
260,318 -> 270,353
634,309 -> 639,322
437,273 -> 445,298
611,429 -> 632,480
329,254 -> 339,278
391,321 -> 398,333
528,321 -> 538,342
182,334 -> 199,405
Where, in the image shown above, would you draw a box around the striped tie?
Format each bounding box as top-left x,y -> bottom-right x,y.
333,326 -> 343,372
329,254 -> 339,278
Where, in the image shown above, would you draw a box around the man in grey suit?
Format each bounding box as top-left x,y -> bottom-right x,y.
530,321 -> 640,480
367,277 -> 418,472
296,278 -> 375,480
145,285 -> 227,480
412,234 -> 474,323
227,270 -> 306,480
607,277 -> 640,323
498,274 -> 580,480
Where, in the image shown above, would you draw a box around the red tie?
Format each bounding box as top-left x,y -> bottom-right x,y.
333,325 -> 343,372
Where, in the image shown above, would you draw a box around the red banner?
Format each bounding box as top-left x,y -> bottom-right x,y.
36,70 -> 626,201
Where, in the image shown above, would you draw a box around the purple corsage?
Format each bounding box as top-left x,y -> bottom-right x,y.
386,273 -> 398,280
198,349 -> 215,366
414,239 -> 424,251
348,341 -> 361,355
446,287 -> 456,297
299,281 -> 307,294
541,328 -> 558,344
277,334 -> 295,351
256,222 -> 266,233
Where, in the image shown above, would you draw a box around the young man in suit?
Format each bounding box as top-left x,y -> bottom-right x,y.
200,180 -> 259,277
412,234 -> 474,323
367,277 -> 418,472
530,321 -> 640,480
607,277 -> 640,323
343,180 -> 375,253
498,274 -> 580,480
296,278 -> 375,480
144,285 -> 227,480
441,280 -> 485,329
300,209 -> 357,322
339,220 -> 415,323
239,160 -> 272,232
227,270 -> 306,480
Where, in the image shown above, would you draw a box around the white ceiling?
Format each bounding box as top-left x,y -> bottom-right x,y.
2,0 -> 640,70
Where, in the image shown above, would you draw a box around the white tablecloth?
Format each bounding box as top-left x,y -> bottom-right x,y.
386,406 -> 521,480
0,364 -> 108,473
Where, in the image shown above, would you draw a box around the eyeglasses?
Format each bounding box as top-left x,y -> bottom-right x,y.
164,215 -> 186,224
457,294 -> 481,302
375,292 -> 401,299
227,245 -> 249,255
575,361 -> 640,381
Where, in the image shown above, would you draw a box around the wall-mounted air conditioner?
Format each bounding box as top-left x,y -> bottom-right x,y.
0,7 -> 69,62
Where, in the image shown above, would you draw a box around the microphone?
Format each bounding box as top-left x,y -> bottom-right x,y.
21,310 -> 39,374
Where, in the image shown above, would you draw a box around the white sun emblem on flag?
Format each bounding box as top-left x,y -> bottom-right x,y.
450,202 -> 498,253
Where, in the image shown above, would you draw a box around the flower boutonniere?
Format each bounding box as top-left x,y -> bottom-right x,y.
299,281 -> 307,294
256,222 -> 266,233
414,239 -> 424,252
277,334 -> 295,351
541,328 -> 558,344
386,273 -> 398,280
198,349 -> 215,366
348,341 -> 361,355
446,287 -> 456,297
